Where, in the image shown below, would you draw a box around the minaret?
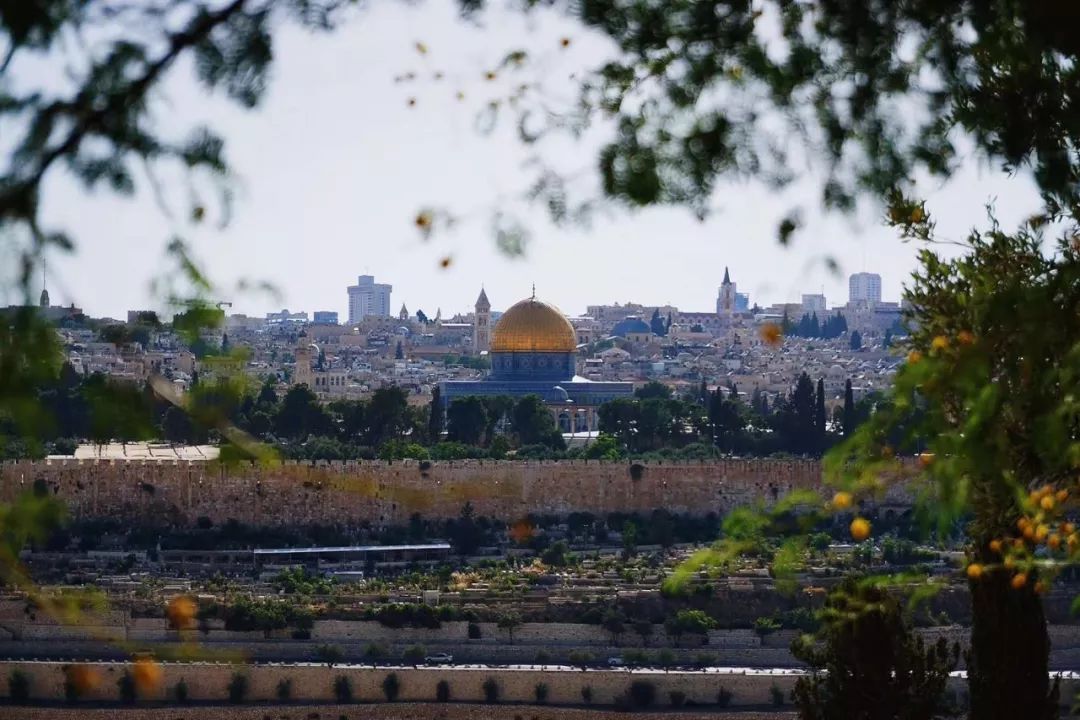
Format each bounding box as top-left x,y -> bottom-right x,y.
473,287 -> 491,353
293,334 -> 316,388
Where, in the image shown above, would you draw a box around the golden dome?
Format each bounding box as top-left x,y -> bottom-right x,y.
490,297 -> 577,353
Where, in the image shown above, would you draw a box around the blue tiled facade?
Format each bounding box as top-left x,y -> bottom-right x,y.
440,349 -> 634,430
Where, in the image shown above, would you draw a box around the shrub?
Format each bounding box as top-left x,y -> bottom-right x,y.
382,673 -> 400,702
118,671 -> 137,704
403,644 -> 426,666
623,649 -> 647,666
717,686 -> 733,707
333,675 -> 353,703
628,680 -> 656,708
581,685 -> 593,704
482,677 -> 499,704
770,684 -> 786,707
8,670 -> 30,704
754,616 -> 782,637
656,649 -> 676,668
534,651 -> 551,666
467,622 -> 482,639
276,677 -> 292,702
227,673 -> 248,704
435,679 -> 450,702
364,642 -> 388,665
317,643 -> 344,667
534,682 -> 549,704
669,690 -> 687,707
173,678 -> 189,704
694,652 -> 716,667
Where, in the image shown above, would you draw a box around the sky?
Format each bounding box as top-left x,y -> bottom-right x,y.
26,0 -> 1047,320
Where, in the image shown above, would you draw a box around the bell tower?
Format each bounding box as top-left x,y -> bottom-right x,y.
473,287 -> 491,353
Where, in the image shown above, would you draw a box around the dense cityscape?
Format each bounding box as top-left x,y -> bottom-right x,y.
2,2 -> 1079,719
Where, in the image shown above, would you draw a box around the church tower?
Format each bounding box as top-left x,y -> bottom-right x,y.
716,266 -> 736,316
473,287 -> 491,352
399,304 -> 409,321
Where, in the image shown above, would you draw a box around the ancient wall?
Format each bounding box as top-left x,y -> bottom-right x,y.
0,660 -> 800,706
0,458 -> 853,526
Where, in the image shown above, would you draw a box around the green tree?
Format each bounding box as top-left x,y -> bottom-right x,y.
511,394 -> 557,446
850,330 -> 863,351
497,610 -> 523,644
829,224 -> 1080,720
842,379 -> 855,438
792,580 -> 959,720
446,396 -> 488,446
428,385 -> 443,439
365,386 -> 411,446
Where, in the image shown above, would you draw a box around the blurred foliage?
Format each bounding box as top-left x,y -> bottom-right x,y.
458,1 -> 1080,237
792,578 -> 960,720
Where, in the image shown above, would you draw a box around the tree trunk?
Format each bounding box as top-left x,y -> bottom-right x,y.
968,567 -> 1057,720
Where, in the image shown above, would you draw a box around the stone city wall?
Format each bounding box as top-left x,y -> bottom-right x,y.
0,660 -> 799,707
0,458 -> 913,526
2,660 -> 1076,710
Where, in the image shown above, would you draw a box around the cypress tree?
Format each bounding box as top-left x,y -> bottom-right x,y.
843,379 -> 855,437
428,385 -> 443,439
815,378 -> 827,450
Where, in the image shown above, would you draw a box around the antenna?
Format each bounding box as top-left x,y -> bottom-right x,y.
531,283 -> 536,299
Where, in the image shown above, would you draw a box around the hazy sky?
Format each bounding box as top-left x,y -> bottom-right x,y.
29,0 -> 1045,320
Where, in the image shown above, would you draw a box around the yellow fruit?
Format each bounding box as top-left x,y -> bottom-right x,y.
966,563 -> 984,580
931,335 -> 949,352
1035,580 -> 1048,594
1011,573 -> 1028,589
957,330 -> 976,346
918,453 -> 935,468
67,665 -> 101,695
759,323 -> 782,347
988,539 -> 1003,554
132,658 -> 162,694
1056,489 -> 1069,503
1036,524 -> 1050,543
1064,522 -> 1076,535
832,491 -> 853,510
1040,495 -> 1055,511
910,207 -> 925,223
1049,534 -> 1062,550
850,517 -> 871,542
1017,517 -> 1031,531
1004,556 -> 1017,570
1069,533 -> 1079,550
907,350 -> 923,364
166,596 -> 196,630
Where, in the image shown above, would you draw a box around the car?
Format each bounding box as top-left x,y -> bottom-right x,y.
425,653 -> 454,665
607,656 -> 625,667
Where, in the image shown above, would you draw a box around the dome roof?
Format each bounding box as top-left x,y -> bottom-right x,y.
490,297 -> 577,353
612,316 -> 652,337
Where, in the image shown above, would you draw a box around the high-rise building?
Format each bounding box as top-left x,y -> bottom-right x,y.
347,275 -> 392,323
801,294 -> 826,314
849,272 -> 882,304
735,293 -> 749,312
